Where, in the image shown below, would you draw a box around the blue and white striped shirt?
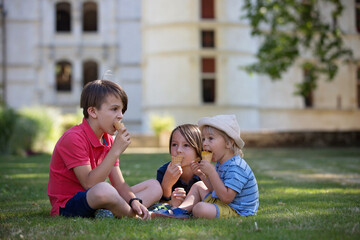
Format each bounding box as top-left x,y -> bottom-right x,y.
211,155 -> 259,216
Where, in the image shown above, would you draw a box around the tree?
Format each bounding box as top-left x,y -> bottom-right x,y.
242,0 -> 353,98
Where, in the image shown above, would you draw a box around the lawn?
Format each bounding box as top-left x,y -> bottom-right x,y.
0,148 -> 359,240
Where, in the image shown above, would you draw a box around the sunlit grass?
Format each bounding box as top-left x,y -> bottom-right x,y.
0,148 -> 359,239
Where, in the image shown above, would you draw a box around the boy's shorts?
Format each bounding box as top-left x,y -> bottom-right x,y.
59,189 -> 96,218
203,193 -> 239,218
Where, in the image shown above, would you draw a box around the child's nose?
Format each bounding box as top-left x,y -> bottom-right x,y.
177,146 -> 183,153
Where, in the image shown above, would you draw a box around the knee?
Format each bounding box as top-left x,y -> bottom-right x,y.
192,202 -> 214,219
192,202 -> 206,218
89,182 -> 118,205
151,179 -> 163,196
145,179 -> 163,196
192,181 -> 207,189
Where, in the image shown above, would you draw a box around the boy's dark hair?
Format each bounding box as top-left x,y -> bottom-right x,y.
80,80 -> 128,118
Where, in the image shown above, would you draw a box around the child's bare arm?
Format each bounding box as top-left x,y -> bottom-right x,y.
191,162 -> 213,190
109,167 -> 149,219
161,163 -> 182,199
109,167 -> 136,202
73,128 -> 130,190
111,127 -> 131,156
202,176 -> 213,191
208,173 -> 237,204
73,147 -> 120,189
199,160 -> 236,203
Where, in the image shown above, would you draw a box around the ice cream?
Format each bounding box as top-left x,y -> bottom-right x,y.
171,155 -> 183,166
201,151 -> 213,162
114,121 -> 124,130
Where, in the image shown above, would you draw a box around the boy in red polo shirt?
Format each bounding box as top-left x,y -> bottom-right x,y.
47,80 -> 162,219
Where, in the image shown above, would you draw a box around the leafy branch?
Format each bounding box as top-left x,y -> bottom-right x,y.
242,0 -> 353,97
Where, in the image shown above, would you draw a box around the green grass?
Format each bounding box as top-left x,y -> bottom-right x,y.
0,148 -> 359,240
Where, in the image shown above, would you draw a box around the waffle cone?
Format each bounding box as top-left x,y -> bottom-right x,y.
171,155 -> 183,165
201,151 -> 213,162
114,121 -> 124,130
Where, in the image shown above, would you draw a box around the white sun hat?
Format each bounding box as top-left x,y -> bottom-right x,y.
198,114 -> 245,149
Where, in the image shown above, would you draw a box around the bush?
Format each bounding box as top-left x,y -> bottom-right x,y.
3,107 -> 62,155
19,107 -> 62,154
9,115 -> 39,155
0,107 -> 84,156
150,115 -> 175,136
61,109 -> 83,132
0,107 -> 19,154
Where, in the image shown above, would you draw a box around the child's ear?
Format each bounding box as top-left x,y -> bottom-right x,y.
225,139 -> 234,149
87,107 -> 97,119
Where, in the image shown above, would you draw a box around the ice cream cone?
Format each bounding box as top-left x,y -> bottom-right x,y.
201,151 -> 213,162
114,121 -> 124,131
171,155 -> 183,166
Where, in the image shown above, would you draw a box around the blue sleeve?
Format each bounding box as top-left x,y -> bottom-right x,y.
223,165 -> 249,193
156,162 -> 170,184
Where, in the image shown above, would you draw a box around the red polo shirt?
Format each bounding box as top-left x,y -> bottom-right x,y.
47,118 -> 119,216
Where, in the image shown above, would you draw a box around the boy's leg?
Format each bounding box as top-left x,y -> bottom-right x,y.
192,202 -> 217,219
131,179 -> 162,207
178,181 -> 209,212
86,182 -> 134,218
59,189 -> 95,217
150,182 -> 210,219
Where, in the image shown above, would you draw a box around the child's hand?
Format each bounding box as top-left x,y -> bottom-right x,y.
131,200 -> 150,220
199,160 -> 215,177
113,127 -> 131,155
171,188 -> 186,207
190,161 -> 204,177
163,162 -> 182,187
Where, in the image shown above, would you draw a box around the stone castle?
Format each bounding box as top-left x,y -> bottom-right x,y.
0,0 -> 359,135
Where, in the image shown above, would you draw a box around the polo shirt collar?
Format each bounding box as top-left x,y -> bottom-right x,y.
80,118 -> 105,148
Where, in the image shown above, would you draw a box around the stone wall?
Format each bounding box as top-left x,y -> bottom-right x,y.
242,131 -> 360,148
130,131 -> 360,148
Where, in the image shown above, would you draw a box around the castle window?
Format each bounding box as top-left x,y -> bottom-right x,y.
56,2 -> 71,32
56,61 -> 72,91
201,58 -> 216,103
201,0 -> 215,19
83,61 -> 98,86
201,30 -> 215,48
83,1 -> 98,32
303,68 -> 314,108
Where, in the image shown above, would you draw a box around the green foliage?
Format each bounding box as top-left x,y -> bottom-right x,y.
0,149 -> 359,239
242,0 -> 353,97
150,115 -> 175,136
0,107 -> 19,154
9,107 -> 62,155
0,107 -> 84,156
8,113 -> 39,155
60,109 -> 83,132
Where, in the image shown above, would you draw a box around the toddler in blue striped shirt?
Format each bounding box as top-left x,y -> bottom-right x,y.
151,114 -> 259,219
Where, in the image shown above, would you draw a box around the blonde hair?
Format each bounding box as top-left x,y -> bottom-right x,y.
202,126 -> 244,158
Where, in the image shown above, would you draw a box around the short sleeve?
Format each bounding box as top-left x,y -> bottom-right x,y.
223,165 -> 248,193
57,132 -> 90,170
156,162 -> 170,184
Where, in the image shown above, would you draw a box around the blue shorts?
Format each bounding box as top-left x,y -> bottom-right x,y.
59,189 -> 96,218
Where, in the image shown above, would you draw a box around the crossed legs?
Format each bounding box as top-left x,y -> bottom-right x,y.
178,181 -> 217,219
86,179 -> 162,218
